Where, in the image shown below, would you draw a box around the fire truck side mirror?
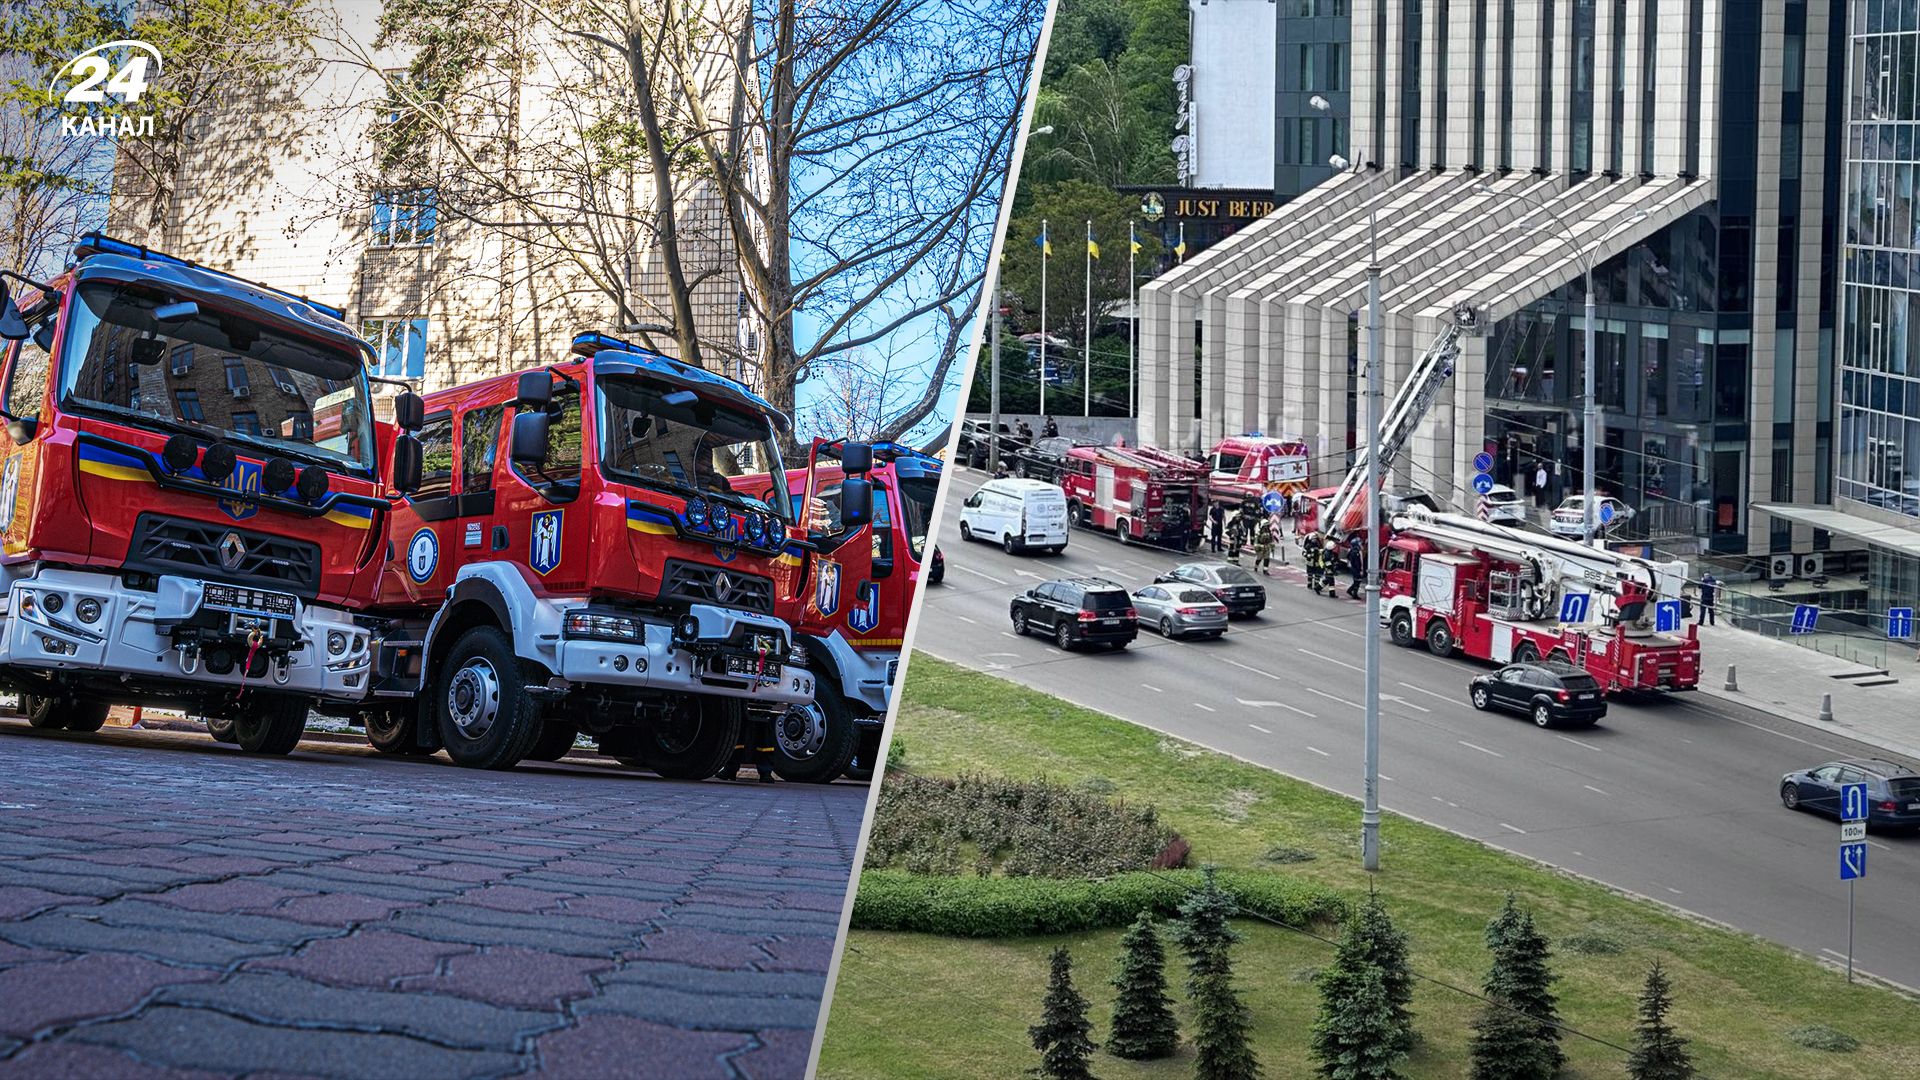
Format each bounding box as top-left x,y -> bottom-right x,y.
515,371 -> 553,410
0,282 -> 24,341
840,442 -> 873,475
393,390 -> 425,433
840,476 -> 873,529
392,434 -> 424,495
510,409 -> 550,467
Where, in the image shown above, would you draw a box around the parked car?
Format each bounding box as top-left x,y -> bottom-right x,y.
1384,486 -> 1441,515
927,545 -> 944,585
1549,495 -> 1635,537
1154,562 -> 1267,617
1480,483 -> 1527,524
1780,759 -> 1920,830
1010,578 -> 1138,650
958,478 -> 1071,554
1012,436 -> 1084,483
956,419 -> 1026,469
1131,584 -> 1229,639
1467,661 -> 1607,728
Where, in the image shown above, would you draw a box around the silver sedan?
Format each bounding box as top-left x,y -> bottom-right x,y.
1131,584 -> 1230,639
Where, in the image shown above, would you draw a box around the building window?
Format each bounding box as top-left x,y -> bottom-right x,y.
1299,44 -> 1318,91
232,411 -> 262,436
363,317 -> 429,380
168,344 -> 193,377
1298,118 -> 1320,166
224,357 -> 250,397
1328,42 -> 1347,92
174,389 -> 204,423
287,411 -> 313,441
1783,32 -> 1802,95
264,364 -> 299,394
370,188 -> 437,247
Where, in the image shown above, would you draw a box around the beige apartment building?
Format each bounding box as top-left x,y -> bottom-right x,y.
106,1 -> 766,397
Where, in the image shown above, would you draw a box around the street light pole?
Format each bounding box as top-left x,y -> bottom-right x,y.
990,265 -> 1003,475
1582,264 -> 1598,544
1361,211 -> 1383,872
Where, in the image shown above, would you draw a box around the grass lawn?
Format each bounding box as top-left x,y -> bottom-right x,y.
817,655 -> 1920,1079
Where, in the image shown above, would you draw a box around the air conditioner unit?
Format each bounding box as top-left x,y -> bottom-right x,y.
1798,553 -> 1825,579
1768,554 -> 1794,580
231,385 -> 250,398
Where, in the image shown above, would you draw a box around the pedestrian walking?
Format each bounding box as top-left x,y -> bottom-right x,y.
1698,571 -> 1719,626
1208,504 -> 1225,553
1533,461 -> 1549,508
1345,537 -> 1365,599
1302,532 -> 1323,593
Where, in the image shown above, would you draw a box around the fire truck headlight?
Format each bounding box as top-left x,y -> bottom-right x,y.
563,611 -> 642,641
746,513 -> 768,543
673,614 -> 702,643
17,592 -> 35,618
327,631 -> 348,656
787,641 -> 808,666
39,592 -> 62,616
686,497 -> 710,529
296,465 -> 328,502
200,443 -> 238,484
75,598 -> 101,624
162,435 -> 198,473
263,457 -> 297,494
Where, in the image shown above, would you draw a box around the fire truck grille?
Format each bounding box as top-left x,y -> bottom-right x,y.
128,514 -> 322,598
663,560 -> 774,615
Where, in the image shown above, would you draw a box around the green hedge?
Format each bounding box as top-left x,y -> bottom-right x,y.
852,869 -> 1346,938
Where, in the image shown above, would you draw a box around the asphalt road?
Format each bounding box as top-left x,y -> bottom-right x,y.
929,469 -> 1920,988
0,724 -> 864,1079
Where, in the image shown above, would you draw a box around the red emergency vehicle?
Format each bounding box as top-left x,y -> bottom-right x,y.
1059,444 -> 1205,549
362,332 -> 831,775
1205,435 -> 1311,507
741,440 -> 938,782
1380,510 -> 1700,693
0,235 -> 422,752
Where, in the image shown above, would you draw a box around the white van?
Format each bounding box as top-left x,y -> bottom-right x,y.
958,478 -> 1070,554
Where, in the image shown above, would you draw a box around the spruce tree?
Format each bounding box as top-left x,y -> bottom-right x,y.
1107,911 -> 1180,1059
1627,963 -> 1694,1080
1311,960 -> 1405,1080
1469,896 -> 1564,1080
1173,868 -> 1262,1080
1030,947 -> 1097,1080
1342,893 -> 1415,1053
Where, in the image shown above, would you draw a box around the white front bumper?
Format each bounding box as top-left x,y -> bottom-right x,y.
0,567 -> 372,701
555,606 -> 816,707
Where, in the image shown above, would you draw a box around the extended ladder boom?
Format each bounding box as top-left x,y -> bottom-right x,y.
1321,310 -> 1474,535
1391,509 -> 1691,613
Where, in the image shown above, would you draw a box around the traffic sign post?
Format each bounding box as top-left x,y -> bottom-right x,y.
1558,592 -> 1591,624
1472,452 -> 1494,474
1890,606 -> 1914,640
1471,473 -> 1495,495
1261,491 -> 1285,515
1839,782 -> 1869,983
1790,604 -> 1820,635
1654,599 -> 1682,633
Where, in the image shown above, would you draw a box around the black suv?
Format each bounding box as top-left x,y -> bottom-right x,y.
1468,661 -> 1606,728
1010,578 -> 1138,651
957,419 -> 1025,469
1011,436 -> 1083,483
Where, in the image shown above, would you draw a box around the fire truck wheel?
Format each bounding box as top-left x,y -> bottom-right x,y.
526,721 -> 579,762
1424,620 -> 1456,658
22,694 -> 65,729
63,702 -> 109,733
643,695 -> 743,780
203,714 -> 239,744
1513,641 -> 1541,663
1116,520 -> 1132,545
233,695 -> 308,755
1388,612 -> 1414,647
843,728 -> 881,782
364,708 -> 429,756
770,684 -> 857,784
436,627 -> 543,770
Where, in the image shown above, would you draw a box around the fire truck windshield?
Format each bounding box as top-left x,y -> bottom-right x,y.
595,374 -> 790,522
58,283 -> 374,471
899,476 -> 937,560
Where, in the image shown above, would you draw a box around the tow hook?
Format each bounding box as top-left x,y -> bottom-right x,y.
176,641 -> 201,676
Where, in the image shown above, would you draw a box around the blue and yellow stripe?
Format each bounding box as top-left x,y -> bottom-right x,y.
322,502 -> 376,530
76,443 -> 154,484
626,502 -> 678,536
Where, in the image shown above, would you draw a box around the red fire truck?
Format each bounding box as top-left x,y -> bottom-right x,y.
741,440 -> 938,782
1205,435 -> 1311,507
1380,509 -> 1700,693
0,235 -> 423,752
1059,444 -> 1206,549
361,332 -> 834,775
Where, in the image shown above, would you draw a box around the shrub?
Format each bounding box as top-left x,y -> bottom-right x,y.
1786,1024 -> 1860,1053
852,869 -> 1345,938
864,772 -> 1183,878
886,736 -> 907,771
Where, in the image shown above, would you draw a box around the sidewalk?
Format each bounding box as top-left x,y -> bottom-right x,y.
1692,620 -> 1920,762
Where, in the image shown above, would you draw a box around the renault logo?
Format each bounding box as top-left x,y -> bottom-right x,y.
712,571 -> 735,604
217,531 -> 247,571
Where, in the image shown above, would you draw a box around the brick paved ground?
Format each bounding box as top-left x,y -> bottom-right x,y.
0,721 -> 866,1079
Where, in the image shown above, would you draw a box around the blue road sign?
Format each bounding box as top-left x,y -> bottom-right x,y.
1655,599 -> 1682,633
1559,592 -> 1591,624
1473,451 -> 1494,473
1841,782 -> 1870,823
1472,473 -> 1495,495
1262,491 -> 1285,514
1599,501 -> 1616,524
1891,606 -> 1915,640
1790,604 -> 1820,635
1840,841 -> 1868,881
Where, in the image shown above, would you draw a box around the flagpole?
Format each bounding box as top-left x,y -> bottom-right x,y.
1039,217 -> 1048,421
1128,221 -> 1137,421
1084,219 -> 1093,417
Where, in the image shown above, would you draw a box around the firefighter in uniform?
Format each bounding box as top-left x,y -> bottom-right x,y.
1302,531 -> 1324,593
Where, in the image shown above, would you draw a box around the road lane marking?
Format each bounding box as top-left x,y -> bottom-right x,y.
1665,887 -> 1684,896
1822,948 -> 1850,961
1304,687 -> 1362,709
1498,822 -> 1527,835
1868,839 -> 1893,852
1555,735 -> 1603,753
1142,684 -> 1163,693
1193,703 -> 1216,713
1248,723 -> 1272,734
1582,784 -> 1610,797
955,615 -> 977,624
1379,774 -> 1394,782
1328,624 -> 1363,637
1237,698 -> 1315,717
1379,693 -> 1431,714
1224,658 -> 1281,681
1396,681 -> 1453,702
955,564 -> 1009,585
1014,569 -> 1045,580
1305,745 -> 1330,757
999,632 -> 1019,639
1458,740 -> 1504,758
1298,647 -> 1364,673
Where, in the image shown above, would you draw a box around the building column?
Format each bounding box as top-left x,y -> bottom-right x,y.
1169,289 -> 1199,454
1137,285 -> 1169,445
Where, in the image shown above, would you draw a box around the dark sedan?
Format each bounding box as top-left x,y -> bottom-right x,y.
1468,661 -> 1606,728
1154,562 -> 1267,617
1781,759 -> 1920,831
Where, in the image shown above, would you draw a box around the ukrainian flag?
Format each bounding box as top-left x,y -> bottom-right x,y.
1130,222 -> 1141,256
1035,223 -> 1051,257
1086,225 -> 1100,260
